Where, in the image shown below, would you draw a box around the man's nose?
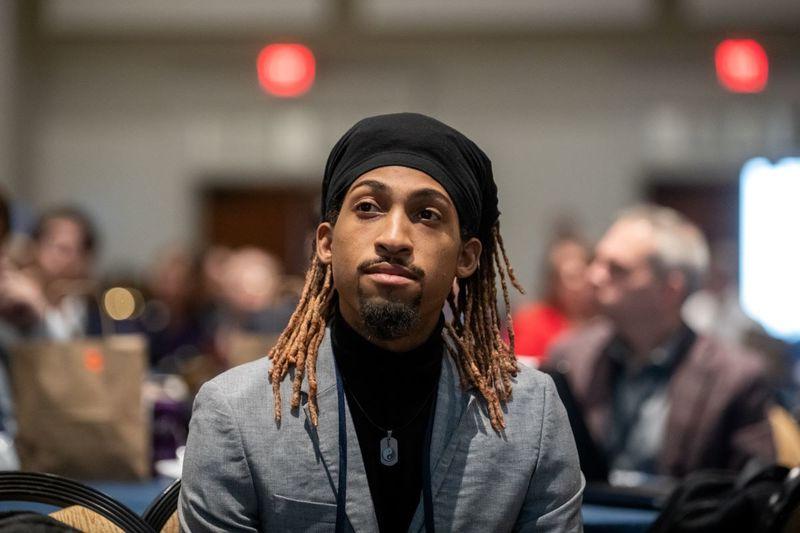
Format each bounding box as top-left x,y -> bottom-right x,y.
375,210 -> 413,259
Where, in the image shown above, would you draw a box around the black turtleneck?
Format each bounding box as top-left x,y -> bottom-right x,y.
331,308 -> 443,533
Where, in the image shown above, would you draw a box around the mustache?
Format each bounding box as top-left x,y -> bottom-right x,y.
357,257 -> 426,280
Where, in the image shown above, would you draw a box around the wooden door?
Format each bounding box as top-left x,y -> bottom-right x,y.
202,184 -> 319,275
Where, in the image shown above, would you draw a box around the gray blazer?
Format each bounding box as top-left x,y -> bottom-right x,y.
179,329 -> 584,532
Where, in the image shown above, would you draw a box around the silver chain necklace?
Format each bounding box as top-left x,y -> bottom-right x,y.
343,381 -> 438,467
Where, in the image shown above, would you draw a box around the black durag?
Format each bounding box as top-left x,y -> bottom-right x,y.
321,112 -> 499,239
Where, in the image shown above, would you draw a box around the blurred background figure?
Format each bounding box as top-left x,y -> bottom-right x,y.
683,239 -> 795,402
142,246 -> 212,371
0,191 -> 38,334
199,245 -> 232,310
20,207 -> 145,341
513,230 -> 595,363
0,190 -> 20,469
210,247 -> 296,366
19,207 -> 102,339
215,247 -> 294,333
547,205 -> 775,484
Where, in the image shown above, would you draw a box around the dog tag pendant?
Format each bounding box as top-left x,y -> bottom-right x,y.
380,430 -> 399,466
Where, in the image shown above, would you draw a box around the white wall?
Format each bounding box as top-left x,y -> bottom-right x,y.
26,37 -> 800,301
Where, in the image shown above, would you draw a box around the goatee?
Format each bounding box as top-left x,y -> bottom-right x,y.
358,291 -> 422,340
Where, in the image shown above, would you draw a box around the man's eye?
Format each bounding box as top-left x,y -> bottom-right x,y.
354,201 -> 382,215
418,209 -> 441,221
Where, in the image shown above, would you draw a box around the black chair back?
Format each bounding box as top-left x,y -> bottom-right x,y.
0,471 -> 154,533
142,478 -> 180,532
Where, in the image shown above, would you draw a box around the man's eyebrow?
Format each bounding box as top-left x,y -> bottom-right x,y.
409,188 -> 454,208
348,181 -> 454,208
349,179 -> 388,194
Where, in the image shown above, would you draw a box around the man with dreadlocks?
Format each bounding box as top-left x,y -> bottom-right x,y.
180,113 -> 584,532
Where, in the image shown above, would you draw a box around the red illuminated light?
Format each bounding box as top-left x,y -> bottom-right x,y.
257,44 -> 315,98
715,39 -> 768,94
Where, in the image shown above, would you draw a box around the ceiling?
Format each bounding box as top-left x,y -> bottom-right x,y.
39,0 -> 800,38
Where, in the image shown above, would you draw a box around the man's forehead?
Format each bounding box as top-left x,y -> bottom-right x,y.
347,166 -> 454,203
321,113 -> 496,237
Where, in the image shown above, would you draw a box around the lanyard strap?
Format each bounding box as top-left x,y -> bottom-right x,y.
422,383 -> 437,533
335,367 -> 348,533
333,365 -> 437,533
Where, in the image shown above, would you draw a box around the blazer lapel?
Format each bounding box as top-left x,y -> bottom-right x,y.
408,348 -> 475,532
301,329 -> 379,532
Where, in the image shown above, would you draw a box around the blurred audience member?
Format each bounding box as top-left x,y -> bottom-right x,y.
214,247 -> 295,333
142,246 -> 212,369
547,205 -> 775,482
19,207 -> 137,341
0,206 -> 47,332
199,245 -> 231,306
0,192 -> 19,328
513,235 -> 595,362
0,191 -> 19,468
210,247 -> 296,365
683,239 -> 795,396
3,206 -> 141,341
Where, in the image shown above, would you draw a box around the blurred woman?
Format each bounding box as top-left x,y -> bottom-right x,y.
513,236 -> 595,363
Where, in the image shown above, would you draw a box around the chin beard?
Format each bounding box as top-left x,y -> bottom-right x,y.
358,291 -> 422,341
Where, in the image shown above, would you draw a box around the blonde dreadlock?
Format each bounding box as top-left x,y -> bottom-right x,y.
268,222 -> 523,432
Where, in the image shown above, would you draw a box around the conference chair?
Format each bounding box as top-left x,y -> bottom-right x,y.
0,471 -> 153,532
143,478 -> 180,533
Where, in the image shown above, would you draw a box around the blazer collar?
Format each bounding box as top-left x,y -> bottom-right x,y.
408,346 -> 475,532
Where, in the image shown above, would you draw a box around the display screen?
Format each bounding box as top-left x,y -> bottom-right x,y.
740,157 -> 800,342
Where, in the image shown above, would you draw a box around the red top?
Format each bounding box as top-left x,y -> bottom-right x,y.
512,302 -> 569,363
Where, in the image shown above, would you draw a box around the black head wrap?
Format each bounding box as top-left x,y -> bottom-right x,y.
321,112 -> 499,239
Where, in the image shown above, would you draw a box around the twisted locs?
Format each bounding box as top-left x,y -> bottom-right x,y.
268,222 -> 523,432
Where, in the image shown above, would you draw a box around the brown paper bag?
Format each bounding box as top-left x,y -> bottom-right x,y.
10,334 -> 150,480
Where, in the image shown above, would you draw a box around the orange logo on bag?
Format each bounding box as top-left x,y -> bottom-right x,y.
84,348 -> 105,373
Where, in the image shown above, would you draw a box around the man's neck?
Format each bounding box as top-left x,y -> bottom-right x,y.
338,302 -> 441,352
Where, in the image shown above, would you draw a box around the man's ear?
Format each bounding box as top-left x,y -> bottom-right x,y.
316,222 -> 334,265
456,237 -> 482,279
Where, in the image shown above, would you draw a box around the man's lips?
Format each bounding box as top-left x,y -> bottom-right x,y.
362,263 -> 419,286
